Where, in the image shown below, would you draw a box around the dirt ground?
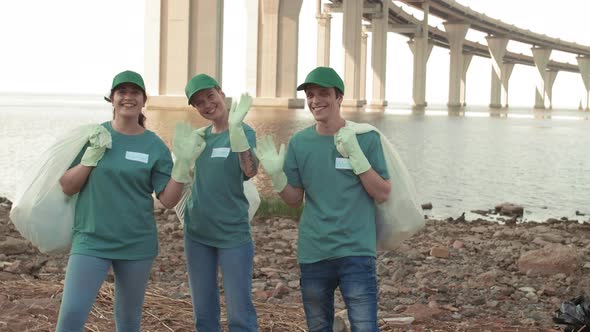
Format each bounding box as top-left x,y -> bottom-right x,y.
1,196 -> 588,331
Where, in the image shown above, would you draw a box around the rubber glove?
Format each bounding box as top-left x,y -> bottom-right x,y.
171,122 -> 206,183
228,93 -> 252,152
254,135 -> 287,192
335,127 -> 371,175
81,125 -> 112,167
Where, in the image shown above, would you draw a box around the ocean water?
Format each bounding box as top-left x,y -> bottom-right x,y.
1,93 -> 589,222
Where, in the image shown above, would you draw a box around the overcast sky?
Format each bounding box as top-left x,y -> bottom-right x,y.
0,0 -> 588,108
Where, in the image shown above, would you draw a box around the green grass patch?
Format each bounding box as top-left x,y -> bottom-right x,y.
256,197 -> 302,219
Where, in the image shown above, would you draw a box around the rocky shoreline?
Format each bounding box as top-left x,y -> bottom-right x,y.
1,196 -> 589,331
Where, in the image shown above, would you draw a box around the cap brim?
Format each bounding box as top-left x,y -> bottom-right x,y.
187,84 -> 218,105
296,83 -> 308,91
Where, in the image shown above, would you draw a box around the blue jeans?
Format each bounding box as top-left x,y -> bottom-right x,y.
184,237 -> 258,332
55,254 -> 153,332
299,256 -> 379,332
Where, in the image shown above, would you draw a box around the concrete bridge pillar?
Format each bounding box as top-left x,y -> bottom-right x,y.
367,0 -> 389,109
341,0 -> 365,108
408,2 -> 432,110
486,36 -> 509,108
255,0 -> 304,108
461,53 -> 473,106
545,69 -> 558,109
531,47 -> 552,109
360,26 -> 368,102
145,0 -> 224,109
444,22 -> 470,109
576,56 -> 590,110
501,63 -> 515,108
408,39 -> 433,110
316,8 -> 332,67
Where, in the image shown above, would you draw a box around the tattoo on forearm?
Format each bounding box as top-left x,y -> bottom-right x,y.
239,150 -> 259,175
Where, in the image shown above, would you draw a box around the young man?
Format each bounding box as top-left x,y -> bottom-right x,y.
256,67 -> 391,332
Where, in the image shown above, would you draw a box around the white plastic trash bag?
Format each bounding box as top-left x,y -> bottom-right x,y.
175,179 -> 261,225
374,133 -> 425,250
9,124 -> 105,254
336,121 -> 425,250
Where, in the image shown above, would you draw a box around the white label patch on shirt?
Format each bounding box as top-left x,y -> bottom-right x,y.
335,157 -> 353,170
125,151 -> 149,164
211,147 -> 231,158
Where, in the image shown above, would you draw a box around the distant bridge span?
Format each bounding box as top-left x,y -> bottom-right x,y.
144,0 -> 590,111
325,0 -> 590,109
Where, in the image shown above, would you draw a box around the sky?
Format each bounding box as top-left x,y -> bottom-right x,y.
1,0 -> 589,109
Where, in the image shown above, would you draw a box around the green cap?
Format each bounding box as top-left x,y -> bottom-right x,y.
297,67 -> 344,94
111,70 -> 145,92
185,74 -> 220,104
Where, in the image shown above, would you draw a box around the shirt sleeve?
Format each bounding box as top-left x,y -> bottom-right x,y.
283,139 -> 303,188
362,132 -> 389,180
152,144 -> 173,196
69,143 -> 89,169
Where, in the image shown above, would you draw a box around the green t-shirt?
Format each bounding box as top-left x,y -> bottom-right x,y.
283,125 -> 389,264
70,122 -> 172,260
184,124 -> 256,248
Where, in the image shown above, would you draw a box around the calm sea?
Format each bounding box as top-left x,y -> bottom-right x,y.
1,93 -> 589,222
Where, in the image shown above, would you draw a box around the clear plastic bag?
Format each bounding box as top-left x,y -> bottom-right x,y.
336,121 -> 425,250
174,180 -> 260,224
9,124 -> 99,254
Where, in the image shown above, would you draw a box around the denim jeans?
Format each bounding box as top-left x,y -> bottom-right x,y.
55,254 -> 153,332
184,237 -> 258,332
299,256 -> 379,332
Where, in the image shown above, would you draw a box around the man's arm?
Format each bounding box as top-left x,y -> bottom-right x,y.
278,184 -> 304,208
358,170 -> 391,203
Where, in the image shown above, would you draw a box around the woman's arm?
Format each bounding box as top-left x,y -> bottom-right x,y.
238,149 -> 259,178
156,179 -> 185,209
59,164 -> 93,196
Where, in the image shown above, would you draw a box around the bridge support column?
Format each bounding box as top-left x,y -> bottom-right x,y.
341,0 -> 365,108
252,0 -> 305,108
145,0 -> 224,110
545,70 -> 558,109
444,22 -> 470,109
367,0 -> 389,110
576,56 -> 590,111
486,36 -> 509,109
244,0 -> 259,97
255,0 -> 304,108
501,63 -> 514,108
408,39 -> 433,110
360,26 -> 368,102
461,53 -> 473,106
316,5 -> 331,67
407,1 -> 432,110
532,47 -> 552,109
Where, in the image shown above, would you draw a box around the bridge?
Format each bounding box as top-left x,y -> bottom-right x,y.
143,0 -> 590,111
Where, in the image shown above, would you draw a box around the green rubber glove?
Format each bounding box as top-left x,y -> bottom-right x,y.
335,127 -> 371,175
81,125 -> 112,167
228,93 -> 252,152
171,122 -> 206,183
254,135 -> 288,192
